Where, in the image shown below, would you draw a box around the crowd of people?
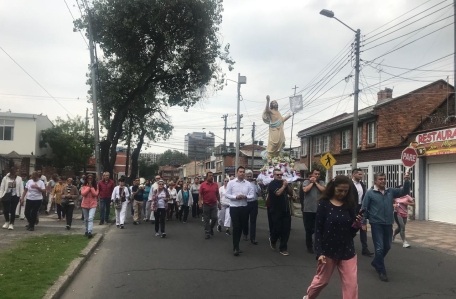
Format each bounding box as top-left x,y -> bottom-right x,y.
0,164 -> 414,298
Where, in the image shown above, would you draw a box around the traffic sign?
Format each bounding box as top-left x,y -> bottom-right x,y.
401,147 -> 418,168
320,152 -> 337,170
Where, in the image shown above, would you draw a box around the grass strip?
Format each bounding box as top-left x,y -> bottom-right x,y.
0,234 -> 91,299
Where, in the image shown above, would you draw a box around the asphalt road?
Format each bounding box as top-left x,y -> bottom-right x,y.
61,209 -> 456,299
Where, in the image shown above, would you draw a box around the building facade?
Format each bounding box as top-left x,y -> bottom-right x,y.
184,132 -> 215,161
0,112 -> 53,177
297,80 -> 455,223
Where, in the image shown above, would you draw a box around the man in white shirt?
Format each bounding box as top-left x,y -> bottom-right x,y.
225,166 -> 254,256
243,170 -> 261,245
350,168 -> 373,257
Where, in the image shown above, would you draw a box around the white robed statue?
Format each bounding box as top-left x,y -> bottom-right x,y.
262,95 -> 291,161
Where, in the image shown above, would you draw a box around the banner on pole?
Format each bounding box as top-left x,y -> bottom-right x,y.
289,95 -> 303,114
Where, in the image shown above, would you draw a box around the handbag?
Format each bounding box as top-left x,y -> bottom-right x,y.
114,199 -> 122,209
1,192 -> 12,204
60,197 -> 69,206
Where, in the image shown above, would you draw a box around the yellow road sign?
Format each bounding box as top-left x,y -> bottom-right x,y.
320,152 -> 337,170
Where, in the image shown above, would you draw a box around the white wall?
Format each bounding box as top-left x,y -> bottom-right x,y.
0,117 -> 36,155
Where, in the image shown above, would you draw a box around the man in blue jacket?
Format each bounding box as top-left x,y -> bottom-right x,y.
362,172 -> 410,282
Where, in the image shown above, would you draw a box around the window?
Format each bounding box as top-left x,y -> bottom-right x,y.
313,136 -> 322,154
322,135 -> 331,153
301,138 -> 308,156
0,119 -> 14,141
357,126 -> 362,147
341,130 -> 350,150
367,122 -> 376,144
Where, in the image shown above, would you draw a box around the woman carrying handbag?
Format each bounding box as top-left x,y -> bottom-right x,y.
0,166 -> 24,230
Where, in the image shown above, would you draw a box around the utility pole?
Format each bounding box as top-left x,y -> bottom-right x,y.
319,9 -> 360,170
235,73 -> 247,172
87,8 -> 101,180
251,122 -> 255,172
221,114 -> 228,180
454,0 -> 456,114
289,85 -> 299,152
352,29 -> 361,170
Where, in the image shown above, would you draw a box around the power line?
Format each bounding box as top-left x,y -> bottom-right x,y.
0,93 -> 81,100
63,0 -> 89,47
363,21 -> 453,52
363,14 -> 454,48
366,61 -> 453,72
363,24 -> 453,61
0,46 -> 75,117
365,0 -> 450,39
362,53 -> 454,90
364,0 -> 434,36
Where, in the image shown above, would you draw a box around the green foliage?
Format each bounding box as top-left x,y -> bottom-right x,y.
74,0 -> 234,174
0,234 -> 90,299
139,160 -> 159,179
157,149 -> 190,166
40,117 -> 94,172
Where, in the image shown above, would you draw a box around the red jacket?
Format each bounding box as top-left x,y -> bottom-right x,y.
98,179 -> 115,199
81,186 -> 99,209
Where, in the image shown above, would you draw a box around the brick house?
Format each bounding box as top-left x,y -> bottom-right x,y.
297,80 -> 455,222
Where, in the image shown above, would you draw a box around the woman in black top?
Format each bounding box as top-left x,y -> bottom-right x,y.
304,175 -> 361,299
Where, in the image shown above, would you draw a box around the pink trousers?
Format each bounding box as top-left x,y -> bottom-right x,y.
306,255 -> 358,299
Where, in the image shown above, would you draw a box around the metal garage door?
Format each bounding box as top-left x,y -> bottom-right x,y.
428,163 -> 456,224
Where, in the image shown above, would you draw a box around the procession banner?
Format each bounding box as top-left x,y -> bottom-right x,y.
289,95 -> 303,114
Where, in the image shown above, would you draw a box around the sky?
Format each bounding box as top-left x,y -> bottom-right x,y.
0,0 -> 454,154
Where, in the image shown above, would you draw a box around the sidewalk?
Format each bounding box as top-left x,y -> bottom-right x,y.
0,207 -> 110,252
292,203 -> 456,256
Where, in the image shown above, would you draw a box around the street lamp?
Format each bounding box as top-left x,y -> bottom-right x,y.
320,9 -> 361,170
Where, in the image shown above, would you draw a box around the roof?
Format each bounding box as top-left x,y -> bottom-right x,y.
240,150 -> 264,158
0,112 -> 54,127
297,80 -> 452,137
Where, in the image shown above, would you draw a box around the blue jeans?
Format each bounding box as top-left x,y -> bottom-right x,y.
370,223 -> 393,275
82,207 -> 97,233
99,198 -> 111,222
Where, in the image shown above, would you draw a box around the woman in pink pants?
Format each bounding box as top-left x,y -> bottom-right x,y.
304,175 -> 361,299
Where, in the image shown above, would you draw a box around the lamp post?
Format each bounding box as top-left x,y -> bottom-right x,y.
227,74 -> 247,173
320,9 -> 360,170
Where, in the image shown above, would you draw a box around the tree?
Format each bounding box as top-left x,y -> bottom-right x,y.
40,117 -> 94,172
157,150 -> 190,167
139,160 -> 159,179
75,0 -> 234,176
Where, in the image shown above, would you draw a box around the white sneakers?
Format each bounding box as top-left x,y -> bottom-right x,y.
403,241 -> 411,248
2,223 -> 13,230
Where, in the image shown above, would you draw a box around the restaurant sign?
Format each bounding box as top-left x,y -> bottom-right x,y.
414,127 -> 456,156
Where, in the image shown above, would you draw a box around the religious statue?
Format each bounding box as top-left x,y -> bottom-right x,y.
262,95 -> 291,161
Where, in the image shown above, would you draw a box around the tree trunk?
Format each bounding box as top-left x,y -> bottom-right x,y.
129,129 -> 147,182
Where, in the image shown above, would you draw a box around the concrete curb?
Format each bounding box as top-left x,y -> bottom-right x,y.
42,231 -> 105,299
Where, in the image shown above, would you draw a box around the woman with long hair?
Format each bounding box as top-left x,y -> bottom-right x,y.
176,183 -> 193,223
81,174 -> 99,238
167,180 -> 177,221
51,177 -> 65,221
111,177 -> 130,229
303,175 -> 361,299
151,180 -> 169,237
20,171 -> 46,231
190,177 -> 201,219
60,177 -> 79,230
217,178 -> 231,235
0,166 -> 24,230
393,185 -> 415,248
